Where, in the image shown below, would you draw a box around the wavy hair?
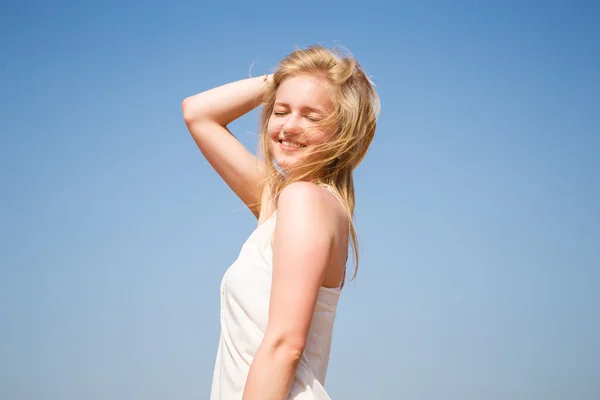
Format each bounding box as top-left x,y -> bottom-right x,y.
258,45 -> 380,284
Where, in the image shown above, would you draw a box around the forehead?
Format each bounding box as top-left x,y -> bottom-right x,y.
275,75 -> 333,111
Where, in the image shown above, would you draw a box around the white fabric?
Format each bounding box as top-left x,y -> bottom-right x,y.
210,211 -> 340,399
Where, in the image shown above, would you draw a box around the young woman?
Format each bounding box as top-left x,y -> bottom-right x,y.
182,45 -> 379,400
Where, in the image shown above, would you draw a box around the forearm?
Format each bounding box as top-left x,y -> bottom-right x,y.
182,75 -> 272,126
243,340 -> 302,400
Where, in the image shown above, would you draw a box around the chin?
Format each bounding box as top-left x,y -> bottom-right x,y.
274,156 -> 300,171
271,146 -> 303,170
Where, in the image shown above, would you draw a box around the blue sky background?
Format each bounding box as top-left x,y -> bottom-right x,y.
1,1 -> 599,399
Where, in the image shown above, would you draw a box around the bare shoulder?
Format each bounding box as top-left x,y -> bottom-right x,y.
275,182 -> 348,289
278,182 -> 346,228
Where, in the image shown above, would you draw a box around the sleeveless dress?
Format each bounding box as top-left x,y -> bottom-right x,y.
210,189 -> 344,399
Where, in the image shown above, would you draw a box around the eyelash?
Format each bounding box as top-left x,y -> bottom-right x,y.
273,111 -> 320,122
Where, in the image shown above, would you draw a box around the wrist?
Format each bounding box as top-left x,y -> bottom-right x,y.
263,73 -> 274,84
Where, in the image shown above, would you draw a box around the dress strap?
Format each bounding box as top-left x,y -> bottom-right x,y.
316,183 -> 344,206
316,183 -> 348,291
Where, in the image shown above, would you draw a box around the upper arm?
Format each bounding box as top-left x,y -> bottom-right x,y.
264,182 -> 339,350
182,103 -> 265,218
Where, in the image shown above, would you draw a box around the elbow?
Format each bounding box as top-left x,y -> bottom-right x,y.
262,334 -> 306,364
181,96 -> 196,125
181,96 -> 209,125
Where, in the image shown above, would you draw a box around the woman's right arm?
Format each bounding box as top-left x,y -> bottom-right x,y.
182,75 -> 272,218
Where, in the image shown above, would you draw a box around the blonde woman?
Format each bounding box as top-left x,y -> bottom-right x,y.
182,45 -> 379,400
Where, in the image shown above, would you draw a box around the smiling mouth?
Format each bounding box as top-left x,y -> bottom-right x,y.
278,139 -> 306,149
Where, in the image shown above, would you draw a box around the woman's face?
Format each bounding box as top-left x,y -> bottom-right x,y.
267,75 -> 334,170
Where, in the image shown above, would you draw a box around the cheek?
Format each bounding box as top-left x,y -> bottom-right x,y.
266,119 -> 280,137
307,129 -> 332,146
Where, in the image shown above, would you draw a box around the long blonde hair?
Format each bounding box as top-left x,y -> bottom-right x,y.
258,45 -> 380,283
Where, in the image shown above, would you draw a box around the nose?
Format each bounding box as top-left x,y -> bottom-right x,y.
282,112 -> 302,133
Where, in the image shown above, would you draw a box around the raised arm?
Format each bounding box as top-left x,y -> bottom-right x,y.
182,75 -> 272,217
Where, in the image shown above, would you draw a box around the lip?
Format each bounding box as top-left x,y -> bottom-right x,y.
277,139 -> 306,152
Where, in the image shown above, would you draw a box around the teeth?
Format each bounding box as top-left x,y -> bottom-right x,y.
281,140 -> 305,148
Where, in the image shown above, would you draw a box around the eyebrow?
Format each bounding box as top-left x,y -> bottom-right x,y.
274,102 -> 326,114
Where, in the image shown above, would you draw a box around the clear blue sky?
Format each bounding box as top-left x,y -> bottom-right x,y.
1,1 -> 599,399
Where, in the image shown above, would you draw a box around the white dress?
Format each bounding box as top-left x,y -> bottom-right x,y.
210,209 -> 341,399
